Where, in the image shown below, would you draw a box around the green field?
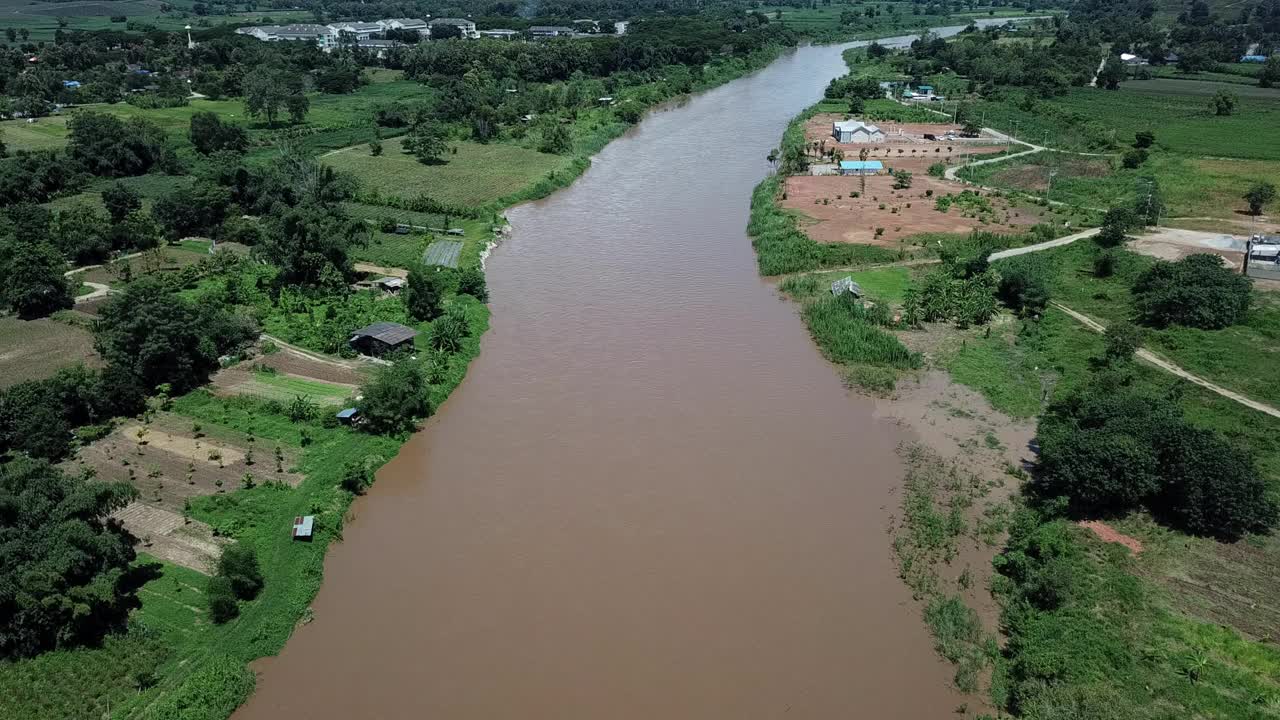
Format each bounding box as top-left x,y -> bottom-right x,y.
236,371 -> 355,405
323,137 -> 572,208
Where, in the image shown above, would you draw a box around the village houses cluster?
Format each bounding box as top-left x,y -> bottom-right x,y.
235,18 -> 589,54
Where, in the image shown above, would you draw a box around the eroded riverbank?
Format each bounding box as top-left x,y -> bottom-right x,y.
236,24 -> 1019,720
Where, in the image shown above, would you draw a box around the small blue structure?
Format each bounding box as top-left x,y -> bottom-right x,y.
839,160 -> 884,176
336,408 -> 359,424
916,85 -> 934,92
62,80 -> 80,88
1241,55 -> 1268,63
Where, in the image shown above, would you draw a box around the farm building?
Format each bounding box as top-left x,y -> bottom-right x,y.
336,408 -> 360,425
832,120 -> 884,143
839,160 -> 884,176
349,321 -> 418,356
376,277 -> 405,292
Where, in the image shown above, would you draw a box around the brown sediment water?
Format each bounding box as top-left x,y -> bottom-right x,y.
236,24 -> 1014,720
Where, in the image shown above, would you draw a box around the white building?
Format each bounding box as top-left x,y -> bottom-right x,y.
428,18 -> 479,39
529,25 -> 575,38
235,24 -> 338,49
832,120 -> 884,143
378,18 -> 431,37
328,21 -> 384,41
479,29 -> 520,40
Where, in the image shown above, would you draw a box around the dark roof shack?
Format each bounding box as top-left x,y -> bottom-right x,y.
350,321 -> 417,346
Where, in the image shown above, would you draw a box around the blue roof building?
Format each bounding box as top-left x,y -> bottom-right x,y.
839,160 -> 885,176
1241,55 -> 1268,63
62,80 -> 80,88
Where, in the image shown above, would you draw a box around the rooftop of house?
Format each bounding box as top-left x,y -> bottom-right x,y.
350,321 -> 418,345
530,25 -> 575,32
331,21 -> 384,31
430,17 -> 475,25
833,120 -> 881,133
386,17 -> 429,26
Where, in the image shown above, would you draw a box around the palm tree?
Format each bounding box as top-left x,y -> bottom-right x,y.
859,147 -> 870,194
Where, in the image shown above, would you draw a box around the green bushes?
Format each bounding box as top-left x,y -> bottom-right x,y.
1131,254 -> 1252,330
138,655 -> 255,720
216,545 -> 264,601
905,268 -> 1000,328
357,360 -> 432,435
801,294 -> 919,370
206,577 -> 239,625
1034,371 -> 1278,539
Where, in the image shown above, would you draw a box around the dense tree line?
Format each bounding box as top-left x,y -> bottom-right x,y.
1035,365 -> 1278,539
0,457 -> 148,659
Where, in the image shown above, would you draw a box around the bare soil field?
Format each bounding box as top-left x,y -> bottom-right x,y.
113,502 -> 229,574
985,155 -> 1111,192
782,173 -> 1039,246
0,315 -> 101,388
1128,227 -> 1246,267
250,345 -> 366,385
803,115 -> 1008,174
66,412 -> 303,518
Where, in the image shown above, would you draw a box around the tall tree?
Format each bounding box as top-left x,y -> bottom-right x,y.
188,111 -> 248,155
0,239 -> 71,318
101,182 -> 141,225
243,68 -> 286,127
1244,181 -> 1276,216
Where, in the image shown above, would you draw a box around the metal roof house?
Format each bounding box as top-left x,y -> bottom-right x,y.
379,18 -> 431,36
832,120 -> 884,143
336,408 -> 360,424
292,515 -> 314,540
329,21 -> 385,41
480,28 -> 520,39
236,24 -> 338,49
349,321 -> 418,356
831,277 -> 864,297
839,160 -> 884,176
376,276 -> 405,292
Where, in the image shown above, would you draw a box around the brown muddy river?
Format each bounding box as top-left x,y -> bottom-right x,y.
238,25 -> 1009,719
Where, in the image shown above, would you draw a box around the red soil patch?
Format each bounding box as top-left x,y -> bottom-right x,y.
1079,520 -> 1145,555
781,174 -> 1039,246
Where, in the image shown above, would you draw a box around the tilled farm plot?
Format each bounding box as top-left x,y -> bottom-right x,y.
112,502 -> 229,574
68,415 -> 303,516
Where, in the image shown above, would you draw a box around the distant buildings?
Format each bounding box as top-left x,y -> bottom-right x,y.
236,24 -> 339,49
380,18 -> 431,36
234,15 -> 605,49
428,17 -> 479,39
529,25 -> 574,38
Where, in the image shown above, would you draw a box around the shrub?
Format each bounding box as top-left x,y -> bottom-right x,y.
927,163 -> 946,178
1132,254 -> 1251,329
206,576 -> 239,624
340,460 -> 372,494
216,544 -> 263,600
428,306 -> 471,353
357,360 -> 431,435
1102,320 -> 1143,363
456,267 -> 488,302
1121,148 -> 1147,169
1093,250 -> 1116,277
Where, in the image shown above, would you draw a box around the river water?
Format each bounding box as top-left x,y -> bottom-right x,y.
237,24 -> 1010,719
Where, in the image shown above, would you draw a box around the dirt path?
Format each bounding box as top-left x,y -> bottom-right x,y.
1088,55 -> 1107,88
260,334 -> 366,372
988,227 -> 1101,260
1050,302 -> 1280,420
354,262 -> 409,278
75,281 -> 112,303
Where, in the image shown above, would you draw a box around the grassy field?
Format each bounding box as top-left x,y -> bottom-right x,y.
962,150 -> 1280,219
232,370 -> 355,405
323,137 -> 572,208
0,315 -> 101,388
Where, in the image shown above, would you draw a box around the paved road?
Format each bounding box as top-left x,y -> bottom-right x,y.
75,281 -> 112,303
1050,302 -> 1280,420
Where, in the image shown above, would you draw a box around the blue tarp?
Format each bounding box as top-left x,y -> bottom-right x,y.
839,160 -> 885,171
